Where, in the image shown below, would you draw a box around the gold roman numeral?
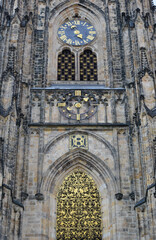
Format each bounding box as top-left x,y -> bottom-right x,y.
74,20 -> 80,25
87,26 -> 93,29
75,40 -> 80,45
66,39 -> 72,45
58,31 -> 65,35
83,40 -> 88,44
87,35 -> 94,40
60,35 -> 67,41
89,31 -> 96,35
66,22 -> 72,26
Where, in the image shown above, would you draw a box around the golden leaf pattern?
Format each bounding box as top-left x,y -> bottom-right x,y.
56,171 -> 102,240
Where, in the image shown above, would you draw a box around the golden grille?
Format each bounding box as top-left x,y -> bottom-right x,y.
80,50 -> 97,81
56,170 -> 102,240
58,49 -> 75,81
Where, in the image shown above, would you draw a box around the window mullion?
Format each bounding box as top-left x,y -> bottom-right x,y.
75,51 -> 79,81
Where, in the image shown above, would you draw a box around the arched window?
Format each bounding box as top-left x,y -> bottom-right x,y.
80,49 -> 97,81
56,170 -> 102,239
57,49 -> 75,81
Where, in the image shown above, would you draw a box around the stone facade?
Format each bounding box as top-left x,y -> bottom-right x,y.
0,0 -> 156,239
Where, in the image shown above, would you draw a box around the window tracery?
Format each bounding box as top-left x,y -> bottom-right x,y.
57,48 -> 98,81
57,49 -> 75,81
80,49 -> 98,81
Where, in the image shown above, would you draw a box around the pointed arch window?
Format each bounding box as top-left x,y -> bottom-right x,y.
57,49 -> 75,81
80,49 -> 98,81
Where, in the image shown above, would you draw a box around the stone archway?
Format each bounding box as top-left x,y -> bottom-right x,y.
41,149 -> 118,240
47,1 -> 108,84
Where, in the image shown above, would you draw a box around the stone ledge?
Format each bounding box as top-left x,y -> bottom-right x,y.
28,122 -> 129,127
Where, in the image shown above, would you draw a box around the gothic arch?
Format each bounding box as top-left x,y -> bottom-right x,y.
47,1 -> 108,83
43,130 -> 121,193
44,130 -> 117,162
48,2 -> 104,49
41,148 -> 118,240
49,1 -> 106,21
42,148 -> 118,193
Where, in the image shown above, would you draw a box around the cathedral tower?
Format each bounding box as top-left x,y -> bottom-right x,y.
0,0 -> 156,239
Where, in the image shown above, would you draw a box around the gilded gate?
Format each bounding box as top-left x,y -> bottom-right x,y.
56,171 -> 102,240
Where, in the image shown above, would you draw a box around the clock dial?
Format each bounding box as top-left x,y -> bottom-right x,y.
57,90 -> 98,121
58,20 -> 96,46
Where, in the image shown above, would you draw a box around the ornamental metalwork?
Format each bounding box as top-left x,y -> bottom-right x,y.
69,134 -> 88,150
56,170 -> 102,240
80,49 -> 98,81
57,90 -> 98,121
57,49 -> 75,81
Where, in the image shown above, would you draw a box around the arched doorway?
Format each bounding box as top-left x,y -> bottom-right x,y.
56,170 -> 102,240
42,148 -> 118,239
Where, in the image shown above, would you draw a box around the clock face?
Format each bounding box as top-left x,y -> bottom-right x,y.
58,20 -> 96,46
57,90 -> 98,121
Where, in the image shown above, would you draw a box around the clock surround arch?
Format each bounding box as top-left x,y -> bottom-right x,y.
47,3 -> 108,84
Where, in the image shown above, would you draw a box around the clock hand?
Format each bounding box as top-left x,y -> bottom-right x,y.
73,30 -> 83,39
71,25 -> 76,29
77,34 -> 83,39
74,30 -> 80,34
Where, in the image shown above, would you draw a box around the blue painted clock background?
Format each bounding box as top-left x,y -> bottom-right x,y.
58,20 -> 96,46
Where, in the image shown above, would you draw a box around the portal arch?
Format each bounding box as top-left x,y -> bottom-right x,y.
41,149 -> 118,240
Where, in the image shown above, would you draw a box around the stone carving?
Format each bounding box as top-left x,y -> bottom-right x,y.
69,134 -> 88,150
0,71 -> 15,117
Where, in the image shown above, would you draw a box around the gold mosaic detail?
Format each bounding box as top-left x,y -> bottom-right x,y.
58,49 -> 75,81
69,134 -> 88,149
56,170 -> 102,240
80,49 -> 97,81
